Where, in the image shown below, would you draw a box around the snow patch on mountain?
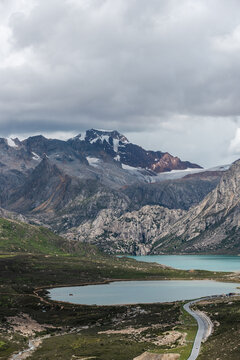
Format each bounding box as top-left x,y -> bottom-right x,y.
6,138 -> 18,148
78,132 -> 86,141
122,164 -> 138,170
32,152 -> 41,161
90,135 -> 110,144
149,164 -> 229,182
86,156 -> 101,167
95,128 -> 114,132
113,138 -> 119,153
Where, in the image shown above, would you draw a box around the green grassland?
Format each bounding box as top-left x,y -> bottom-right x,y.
197,296 -> 240,360
156,306 -> 198,360
0,217 -> 83,255
0,217 -> 238,359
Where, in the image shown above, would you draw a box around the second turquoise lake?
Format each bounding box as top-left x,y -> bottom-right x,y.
128,255 -> 240,272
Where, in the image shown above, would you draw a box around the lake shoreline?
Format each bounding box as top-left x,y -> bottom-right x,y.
47,279 -> 240,306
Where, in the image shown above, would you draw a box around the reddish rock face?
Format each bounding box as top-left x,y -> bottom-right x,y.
150,153 -> 191,173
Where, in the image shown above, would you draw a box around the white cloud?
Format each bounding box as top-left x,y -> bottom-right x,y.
8,130 -> 77,141
127,116 -> 238,167
213,25 -> 240,53
229,127 -> 240,155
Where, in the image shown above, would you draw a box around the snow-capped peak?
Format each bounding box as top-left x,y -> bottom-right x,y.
70,132 -> 86,141
69,129 -> 129,149
6,137 -> 18,148
94,128 -> 114,132
90,134 -> 111,144
86,156 -> 101,167
85,128 -> 129,147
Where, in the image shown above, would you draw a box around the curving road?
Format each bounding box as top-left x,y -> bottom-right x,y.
184,297 -> 213,360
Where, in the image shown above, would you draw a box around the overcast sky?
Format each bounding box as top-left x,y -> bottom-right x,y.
1,0 -> 240,167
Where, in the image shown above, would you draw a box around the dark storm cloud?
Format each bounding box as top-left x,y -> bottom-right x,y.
1,0 -> 240,165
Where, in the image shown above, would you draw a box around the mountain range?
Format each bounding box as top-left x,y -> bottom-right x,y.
0,128 -> 237,255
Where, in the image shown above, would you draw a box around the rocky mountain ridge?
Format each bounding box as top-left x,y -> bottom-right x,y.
3,128 -> 201,176
0,129 -> 203,204
2,156 -> 221,236
66,160 -> 240,255
70,129 -> 202,173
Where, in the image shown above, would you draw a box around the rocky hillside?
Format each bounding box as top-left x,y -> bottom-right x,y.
123,174 -> 220,211
64,205 -> 185,255
153,159 -> 240,254
67,160 -> 240,255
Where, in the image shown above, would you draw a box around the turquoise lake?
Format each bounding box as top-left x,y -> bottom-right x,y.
128,255 -> 240,272
48,280 -> 240,305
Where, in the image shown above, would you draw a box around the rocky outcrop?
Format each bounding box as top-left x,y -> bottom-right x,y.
0,206 -> 28,223
64,205 -> 185,255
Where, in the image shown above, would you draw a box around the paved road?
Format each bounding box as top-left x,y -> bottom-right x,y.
184,297 -> 213,360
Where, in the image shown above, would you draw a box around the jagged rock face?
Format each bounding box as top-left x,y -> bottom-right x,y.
0,170 -> 27,204
153,159 -> 240,254
0,206 -> 27,223
45,184 -> 131,233
64,205 -> 185,255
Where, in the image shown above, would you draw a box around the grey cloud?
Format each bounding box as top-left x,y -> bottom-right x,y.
1,0 -> 240,165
